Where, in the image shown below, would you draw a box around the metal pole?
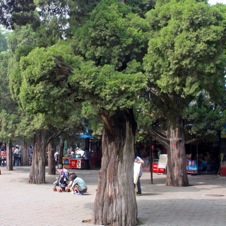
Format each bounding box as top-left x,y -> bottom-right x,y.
196,143 -> 199,175
150,138 -> 153,184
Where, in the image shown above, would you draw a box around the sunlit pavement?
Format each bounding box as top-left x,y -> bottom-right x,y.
0,166 -> 226,226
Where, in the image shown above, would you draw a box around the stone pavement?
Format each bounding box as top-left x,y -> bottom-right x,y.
0,166 -> 226,226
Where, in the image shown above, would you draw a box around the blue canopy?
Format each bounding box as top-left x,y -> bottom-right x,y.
80,134 -> 93,139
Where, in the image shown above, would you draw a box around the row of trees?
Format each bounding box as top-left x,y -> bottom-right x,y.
1,0 -> 226,225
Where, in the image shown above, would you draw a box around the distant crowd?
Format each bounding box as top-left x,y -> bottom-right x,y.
0,144 -> 33,167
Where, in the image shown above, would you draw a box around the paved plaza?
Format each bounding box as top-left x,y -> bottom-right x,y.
0,166 -> 226,226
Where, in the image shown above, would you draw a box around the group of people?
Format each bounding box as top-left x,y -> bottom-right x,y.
53,153 -> 144,196
67,147 -> 91,169
53,165 -> 87,195
0,144 -> 34,167
54,147 -> 91,169
0,144 -> 22,167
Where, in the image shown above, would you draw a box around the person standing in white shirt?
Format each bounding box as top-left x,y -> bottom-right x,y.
134,156 -> 144,194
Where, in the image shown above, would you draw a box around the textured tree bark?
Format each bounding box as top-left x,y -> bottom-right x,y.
21,140 -> 29,166
93,109 -> 138,226
56,136 -> 64,165
29,130 -> 47,184
6,139 -> 13,170
48,141 -> 56,175
166,119 -> 189,187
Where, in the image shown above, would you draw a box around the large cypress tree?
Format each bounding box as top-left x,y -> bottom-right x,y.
144,0 -> 226,186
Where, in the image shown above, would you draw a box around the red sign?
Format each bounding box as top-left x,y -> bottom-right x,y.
70,159 -> 81,169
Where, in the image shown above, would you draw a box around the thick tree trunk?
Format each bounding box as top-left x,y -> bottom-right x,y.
93,110 -> 137,226
56,136 -> 64,165
29,130 -> 47,184
6,140 -> 13,170
48,141 -> 56,175
21,141 -> 29,166
166,120 -> 189,186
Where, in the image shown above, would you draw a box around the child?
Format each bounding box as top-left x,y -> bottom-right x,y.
53,165 -> 69,191
67,173 -> 87,195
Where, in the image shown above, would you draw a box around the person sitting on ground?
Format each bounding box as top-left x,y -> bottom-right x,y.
53,165 -> 69,191
67,173 -> 87,195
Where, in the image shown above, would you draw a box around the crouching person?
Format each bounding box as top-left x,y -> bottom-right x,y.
67,173 -> 87,195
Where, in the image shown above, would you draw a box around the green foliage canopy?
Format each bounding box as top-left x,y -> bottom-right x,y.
144,0 -> 226,123
18,41 -> 80,129
0,30 -> 8,52
67,0 -> 148,116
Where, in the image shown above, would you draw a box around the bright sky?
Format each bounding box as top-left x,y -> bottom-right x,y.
208,0 -> 226,5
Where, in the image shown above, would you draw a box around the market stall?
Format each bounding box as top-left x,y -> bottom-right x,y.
62,157 -> 86,169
